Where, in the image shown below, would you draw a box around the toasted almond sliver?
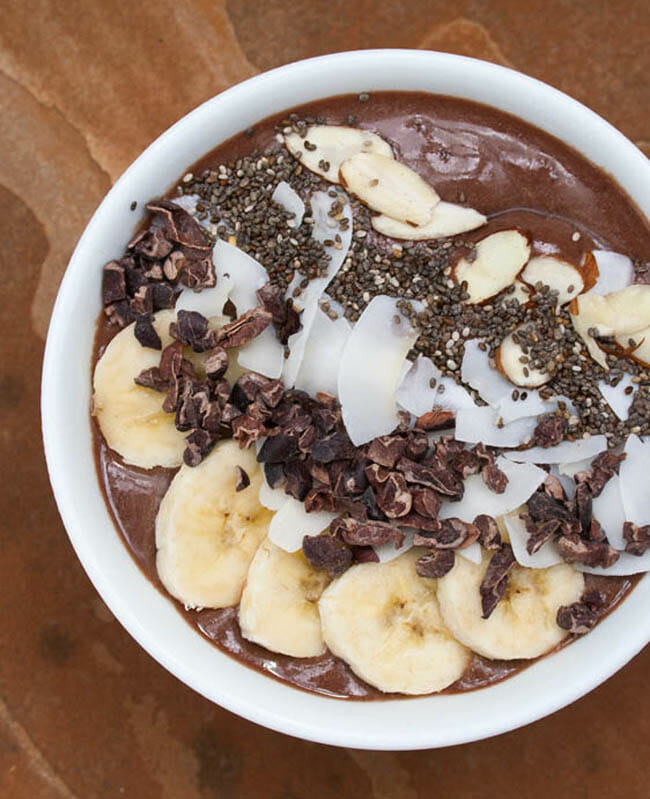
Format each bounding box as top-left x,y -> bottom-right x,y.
371,201 -> 486,240
616,327 -> 650,367
339,152 -> 439,226
520,255 -> 584,305
284,125 -> 393,183
454,229 -> 531,304
497,329 -> 551,388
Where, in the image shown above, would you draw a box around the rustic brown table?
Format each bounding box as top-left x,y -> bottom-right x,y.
1,1 -> 648,796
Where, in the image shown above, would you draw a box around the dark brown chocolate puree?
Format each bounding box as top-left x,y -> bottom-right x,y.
93,91 -> 646,700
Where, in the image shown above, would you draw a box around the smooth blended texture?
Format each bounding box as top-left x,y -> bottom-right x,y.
2,3 -> 649,796
94,89 -> 644,699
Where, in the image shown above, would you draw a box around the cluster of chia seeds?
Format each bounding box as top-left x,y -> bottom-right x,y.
172,112 -> 650,446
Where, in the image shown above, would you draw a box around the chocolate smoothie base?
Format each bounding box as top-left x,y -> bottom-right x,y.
92,92 -> 648,699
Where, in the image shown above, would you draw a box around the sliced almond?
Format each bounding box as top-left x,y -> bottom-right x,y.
615,327 -> 650,366
520,255 -> 584,305
339,152 -> 439,226
509,279 -> 532,305
371,201 -> 486,240
497,328 -> 551,388
570,285 -> 650,370
454,229 -> 531,304
284,125 -> 393,183
581,251 -> 599,292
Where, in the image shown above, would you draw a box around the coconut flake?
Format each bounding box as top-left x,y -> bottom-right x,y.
598,373 -> 638,421
576,551 -> 650,576
395,355 -> 475,417
592,474 -> 626,550
439,457 -> 547,523
373,532 -> 414,563
339,296 -> 419,446
590,250 -> 634,295
504,435 -> 607,465
371,201 -> 486,240
175,282 -> 232,317
294,308 -> 351,397
620,435 -> 650,526
212,239 -> 268,314
557,457 -> 594,478
461,339 -> 512,405
237,327 -> 284,379
503,512 -> 564,568
495,393 -> 576,425
272,181 -> 305,227
259,480 -> 288,511
548,464 -> 576,499
454,406 -> 537,447
457,542 -> 483,565
268,498 -> 337,553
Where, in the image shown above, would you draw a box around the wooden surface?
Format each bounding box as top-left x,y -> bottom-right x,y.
0,1 -> 648,796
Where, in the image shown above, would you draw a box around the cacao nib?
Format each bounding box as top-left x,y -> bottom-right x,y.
105,299 -> 135,328
134,366 -> 167,392
259,379 -> 285,408
404,431 -> 429,461
151,282 -> 176,310
527,490 -> 574,525
412,488 -> 441,519
163,250 -> 185,281
302,533 -> 352,577
573,482 -> 593,535
146,199 -> 211,254
367,435 -> 407,468
396,457 -> 463,499
472,442 -> 495,466
402,513 -> 441,534
556,534 -> 619,568
257,433 -> 299,464
425,517 -> 479,549
522,516 -> 561,555
364,463 -> 391,489
180,256 -> 216,290
264,462 -> 284,489
415,409 -> 454,431
556,602 -> 598,634
132,226 -> 174,260
473,514 -> 502,550
543,474 -> 566,501
480,544 -> 516,619
482,463 -> 508,494
312,432 -> 355,463
333,517 -> 405,548
215,307 -> 273,348
375,472 -> 412,519
256,282 -> 301,344
231,373 -> 273,409
360,485 -> 383,520
448,449 -> 481,478
575,450 -> 626,497
231,413 -> 267,447
159,341 -> 183,382
235,466 -> 250,492
623,521 -> 650,555
351,546 -> 380,564
532,414 -> 565,448
102,261 -> 127,305
204,347 -> 229,380
134,314 -> 162,350
283,459 -> 312,502
183,428 -> 216,466
304,486 -> 337,513
170,310 -> 219,352
416,549 -> 455,578
333,496 -> 369,521
130,284 -> 155,316
312,407 -> 340,433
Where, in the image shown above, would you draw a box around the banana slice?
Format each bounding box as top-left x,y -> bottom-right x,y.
239,538 -> 331,657
318,551 -> 470,694
437,552 -> 584,660
93,309 -> 186,468
156,440 -> 271,609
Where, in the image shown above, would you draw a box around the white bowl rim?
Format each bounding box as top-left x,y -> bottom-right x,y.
42,48 -> 649,750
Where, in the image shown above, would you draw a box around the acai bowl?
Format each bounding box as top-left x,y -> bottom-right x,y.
42,50 -> 650,749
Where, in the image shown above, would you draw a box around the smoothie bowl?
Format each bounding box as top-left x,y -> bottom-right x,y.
42,50 -> 650,749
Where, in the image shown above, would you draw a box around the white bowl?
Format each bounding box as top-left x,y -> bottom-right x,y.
42,49 -> 650,750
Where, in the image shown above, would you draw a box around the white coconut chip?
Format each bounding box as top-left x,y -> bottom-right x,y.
212,239 -> 268,313
454,406 -> 537,447
503,435 -> 608,465
237,326 -> 285,379
283,191 -> 353,387
294,307 -> 351,397
338,295 -> 420,446
598,373 -> 638,421
371,201 -> 486,240
592,474 -> 627,550
438,457 -> 547,523
373,532 -> 414,563
620,435 -> 650,526
271,181 -> 305,227
548,464 -> 576,499
395,355 -> 475,417
590,250 -> 634,295
175,283 -> 233,317
557,457 -> 594,478
284,125 -> 393,183
268,498 -> 338,553
461,339 -> 511,405
457,542 -> 483,565
259,480 -> 288,511
503,512 -> 564,568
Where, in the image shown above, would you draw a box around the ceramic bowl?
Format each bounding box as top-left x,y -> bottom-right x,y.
42,49 -> 650,750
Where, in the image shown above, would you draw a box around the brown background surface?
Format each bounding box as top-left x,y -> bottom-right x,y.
0,1 -> 648,796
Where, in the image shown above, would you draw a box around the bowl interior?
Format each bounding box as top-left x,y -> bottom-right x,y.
42,49 -> 650,749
